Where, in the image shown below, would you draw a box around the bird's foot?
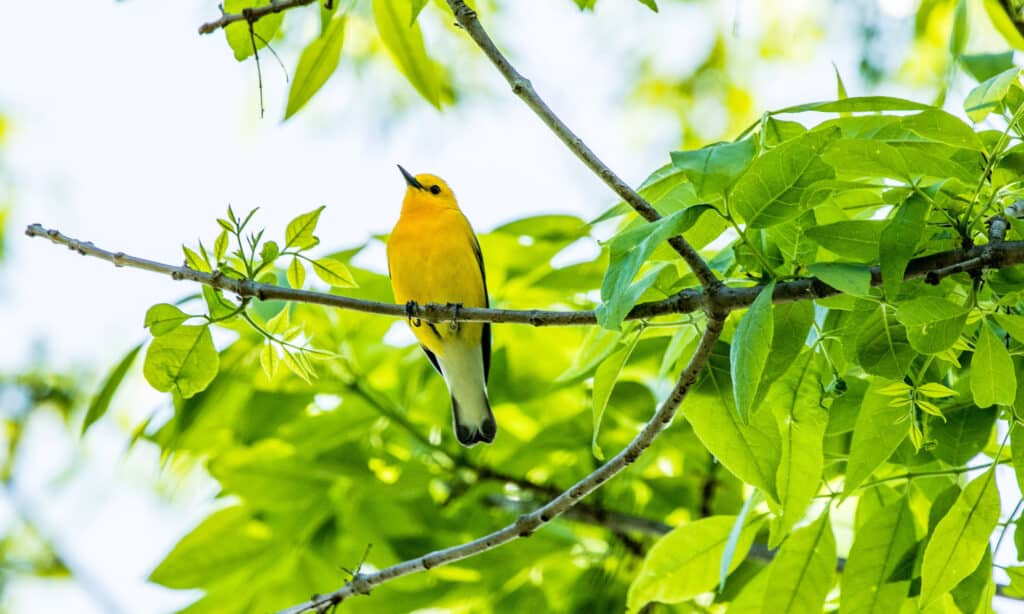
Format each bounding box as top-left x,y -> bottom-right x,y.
447,303 -> 462,333
405,300 -> 422,327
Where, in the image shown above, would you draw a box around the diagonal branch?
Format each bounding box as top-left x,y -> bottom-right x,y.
197,0 -> 316,35
274,317 -> 724,614
443,0 -> 720,290
26,223 -> 1024,326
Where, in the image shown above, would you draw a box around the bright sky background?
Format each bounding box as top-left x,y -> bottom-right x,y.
0,0 -> 1019,612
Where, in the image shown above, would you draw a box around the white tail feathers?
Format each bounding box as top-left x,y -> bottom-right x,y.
437,340 -> 495,446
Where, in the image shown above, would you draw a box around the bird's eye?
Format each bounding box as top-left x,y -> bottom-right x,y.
430,185 -> 441,195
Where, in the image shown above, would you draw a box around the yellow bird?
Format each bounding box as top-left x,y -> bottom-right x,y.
387,165 -> 495,446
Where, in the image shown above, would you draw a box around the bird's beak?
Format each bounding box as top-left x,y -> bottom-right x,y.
398,164 -> 426,191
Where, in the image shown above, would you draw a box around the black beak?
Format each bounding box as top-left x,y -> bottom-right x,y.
398,164 -> 425,191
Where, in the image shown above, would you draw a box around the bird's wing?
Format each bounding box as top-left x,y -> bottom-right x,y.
470,232 -> 491,381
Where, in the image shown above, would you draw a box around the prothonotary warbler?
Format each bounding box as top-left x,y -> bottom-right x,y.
387,165 -> 496,446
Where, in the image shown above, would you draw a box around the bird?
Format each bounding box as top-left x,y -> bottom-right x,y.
386,165 -> 496,446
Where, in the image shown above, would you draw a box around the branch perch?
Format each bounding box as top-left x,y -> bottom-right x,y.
197,0 -> 316,35
26,223 -> 1024,326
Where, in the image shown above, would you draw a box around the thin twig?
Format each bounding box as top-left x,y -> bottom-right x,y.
274,318 -> 724,613
443,0 -> 720,291
197,0 -> 316,35
25,223 -> 1024,326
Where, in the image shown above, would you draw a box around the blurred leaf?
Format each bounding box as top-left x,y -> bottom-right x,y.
373,0 -> 443,107
627,515 -> 761,609
982,0 -> 1024,52
950,0 -> 968,57
143,325 -> 219,399
730,283 -> 774,422
959,52 -> 1016,83
636,0 -> 658,12
408,0 -> 428,24
82,344 -> 142,435
285,17 -> 346,119
772,96 -> 932,115
920,469 -> 1001,607
730,128 -> 838,228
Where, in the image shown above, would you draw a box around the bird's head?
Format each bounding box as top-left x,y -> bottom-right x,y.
398,165 -> 459,210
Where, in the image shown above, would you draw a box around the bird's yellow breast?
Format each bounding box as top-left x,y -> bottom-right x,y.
387,206 -> 486,352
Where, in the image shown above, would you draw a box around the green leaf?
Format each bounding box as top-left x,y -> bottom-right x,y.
214,229 -> 229,262
971,321 -> 1017,407
808,262 -> 872,296
287,257 -> 306,289
670,139 -> 755,201
259,342 -> 279,380
373,0 -> 443,107
730,283 -> 775,422
763,300 -> 814,382
730,128 -> 838,228
880,195 -> 930,298
931,406 -> 997,467
959,51 -> 1016,83
143,325 -> 219,399
772,96 -> 933,115
720,491 -> 762,591
840,497 -> 916,614
763,511 -> 836,614
598,205 -> 712,329
636,0 -> 658,12
183,245 -> 211,273
591,330 -> 640,460
844,381 -> 909,496
952,547 -> 995,614
857,305 -> 915,379
994,312 -> 1024,342
223,0 -> 285,62
626,515 -> 761,609
804,220 -> 886,261
919,469 -> 1001,607
203,286 -> 237,321
284,206 -> 325,250
149,506 -> 272,588
285,17 -> 347,119
683,342 -> 781,496
145,303 -> 191,336
896,297 -> 969,354
311,257 -> 357,287
82,344 -> 143,435
964,66 -> 1021,121
768,351 -> 827,547
260,240 -> 280,264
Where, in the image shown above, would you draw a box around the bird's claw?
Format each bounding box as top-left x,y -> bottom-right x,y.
448,303 -> 462,333
406,300 -> 422,327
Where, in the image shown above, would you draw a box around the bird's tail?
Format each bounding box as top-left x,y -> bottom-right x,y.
438,341 -> 496,446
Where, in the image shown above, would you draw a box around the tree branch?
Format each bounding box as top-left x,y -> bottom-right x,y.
26,223 -> 1024,327
442,0 -> 720,290
197,0 -> 316,35
275,318 -> 724,614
